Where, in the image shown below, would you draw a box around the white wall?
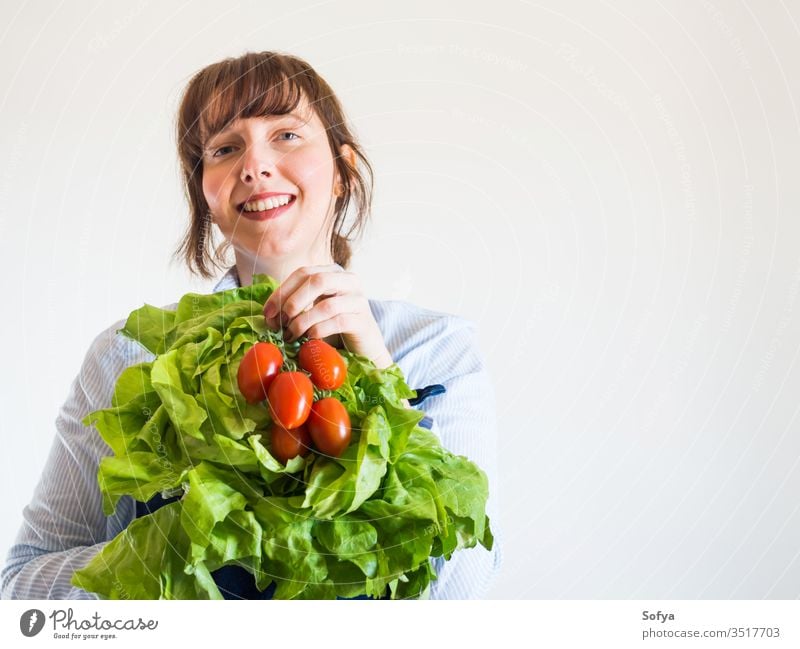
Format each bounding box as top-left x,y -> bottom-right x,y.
1,0 -> 799,598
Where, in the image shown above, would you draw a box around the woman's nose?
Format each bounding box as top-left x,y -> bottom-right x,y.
240,144 -> 276,182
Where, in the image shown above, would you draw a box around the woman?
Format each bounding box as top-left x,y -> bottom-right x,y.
1,51 -> 502,599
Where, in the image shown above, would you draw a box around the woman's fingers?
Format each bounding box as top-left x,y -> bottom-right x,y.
283,294 -> 365,342
260,265 -> 390,369
263,264 -> 357,329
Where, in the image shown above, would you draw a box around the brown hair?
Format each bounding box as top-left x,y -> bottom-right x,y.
173,50 -> 374,279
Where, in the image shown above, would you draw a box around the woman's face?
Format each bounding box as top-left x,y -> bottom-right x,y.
201,100 -> 352,270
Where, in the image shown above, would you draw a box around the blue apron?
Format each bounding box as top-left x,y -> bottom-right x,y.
134,384 -> 446,600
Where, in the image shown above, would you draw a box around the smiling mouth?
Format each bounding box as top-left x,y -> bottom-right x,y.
237,195 -> 297,212
238,195 -> 297,221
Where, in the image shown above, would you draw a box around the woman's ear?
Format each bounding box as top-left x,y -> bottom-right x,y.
335,144 -> 357,196
339,143 -> 356,169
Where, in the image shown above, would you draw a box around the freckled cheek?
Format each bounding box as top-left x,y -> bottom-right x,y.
289,150 -> 333,194
202,172 -> 225,211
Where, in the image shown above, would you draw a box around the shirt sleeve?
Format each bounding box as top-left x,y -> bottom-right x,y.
407,318 -> 503,600
1,324 -> 137,599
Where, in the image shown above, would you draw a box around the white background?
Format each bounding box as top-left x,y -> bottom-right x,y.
1,0 -> 799,599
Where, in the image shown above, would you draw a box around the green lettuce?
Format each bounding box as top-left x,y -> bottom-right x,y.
71,274 -> 493,599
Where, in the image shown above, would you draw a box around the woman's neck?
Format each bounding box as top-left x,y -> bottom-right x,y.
233,248 -> 335,286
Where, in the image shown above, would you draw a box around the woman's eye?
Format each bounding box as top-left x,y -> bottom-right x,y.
211,132 -> 298,157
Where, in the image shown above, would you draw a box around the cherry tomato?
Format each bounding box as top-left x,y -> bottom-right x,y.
237,342 -> 283,404
269,422 -> 313,465
307,397 -> 351,458
267,371 -> 314,429
298,339 -> 346,391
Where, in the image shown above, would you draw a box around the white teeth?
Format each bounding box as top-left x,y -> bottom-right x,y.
243,195 -> 292,212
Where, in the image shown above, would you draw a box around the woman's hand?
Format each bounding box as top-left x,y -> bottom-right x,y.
263,264 -> 395,369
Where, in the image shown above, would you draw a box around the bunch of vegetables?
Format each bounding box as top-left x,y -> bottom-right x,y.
238,337 -> 352,464
71,275 -> 493,599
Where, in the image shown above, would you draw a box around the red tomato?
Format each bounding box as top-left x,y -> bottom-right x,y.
269,422 -> 313,465
237,342 -> 283,404
267,371 -> 314,429
307,397 -> 351,458
298,339 -> 346,391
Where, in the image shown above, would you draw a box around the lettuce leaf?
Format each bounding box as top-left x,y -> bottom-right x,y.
72,273 -> 493,599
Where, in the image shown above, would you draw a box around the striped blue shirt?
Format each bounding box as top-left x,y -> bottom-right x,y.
1,266 -> 502,599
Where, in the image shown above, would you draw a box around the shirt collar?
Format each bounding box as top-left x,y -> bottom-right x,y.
212,266 -> 241,293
